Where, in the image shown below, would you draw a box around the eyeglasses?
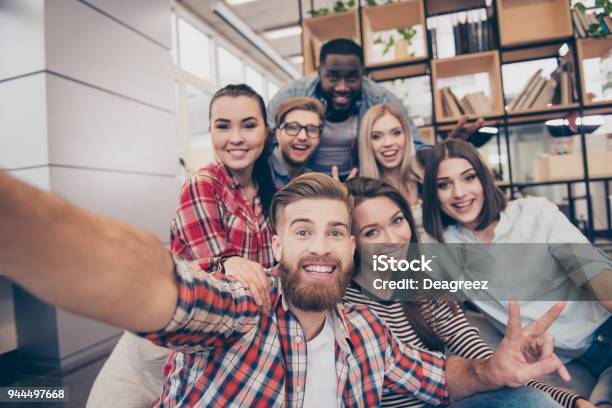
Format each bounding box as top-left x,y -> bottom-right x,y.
279,121 -> 322,139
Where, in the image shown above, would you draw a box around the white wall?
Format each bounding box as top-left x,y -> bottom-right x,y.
0,0 -> 179,364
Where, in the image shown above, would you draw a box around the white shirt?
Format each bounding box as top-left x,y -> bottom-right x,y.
436,197 -> 610,358
303,312 -> 339,408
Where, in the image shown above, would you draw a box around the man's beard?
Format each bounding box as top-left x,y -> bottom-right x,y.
281,255 -> 353,312
281,146 -> 309,168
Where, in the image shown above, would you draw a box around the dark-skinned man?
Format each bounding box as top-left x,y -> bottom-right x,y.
267,38 -> 483,180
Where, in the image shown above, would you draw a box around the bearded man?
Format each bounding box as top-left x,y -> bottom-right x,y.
0,171 -> 568,407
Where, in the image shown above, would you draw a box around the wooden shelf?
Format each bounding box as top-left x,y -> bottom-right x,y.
497,0 -> 573,47
418,126 -> 436,144
301,11 -> 359,74
426,0 -> 487,16
362,0 -> 428,68
501,43 -> 566,64
368,62 -> 429,81
436,117 -> 502,132
431,50 -> 504,122
576,37 -> 612,107
506,103 -> 579,125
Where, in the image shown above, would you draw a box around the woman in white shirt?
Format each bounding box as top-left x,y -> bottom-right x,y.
358,104 -> 424,236
421,139 -> 611,406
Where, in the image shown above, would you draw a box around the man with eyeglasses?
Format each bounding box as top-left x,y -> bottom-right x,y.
269,97 -> 325,188
268,39 -> 483,180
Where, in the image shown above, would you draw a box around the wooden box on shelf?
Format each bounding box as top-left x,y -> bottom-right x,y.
496,0 -> 573,47
431,50 -> 504,122
533,151 -> 612,182
301,11 -> 359,74
361,0 -> 427,68
576,37 -> 612,107
418,126 -> 436,145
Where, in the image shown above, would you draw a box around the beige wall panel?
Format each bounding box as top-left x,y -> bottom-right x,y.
0,73 -> 48,170
84,0 -> 172,49
0,0 -> 45,81
47,75 -> 178,176
45,0 -> 174,111
8,167 -> 51,191
49,166 -> 180,242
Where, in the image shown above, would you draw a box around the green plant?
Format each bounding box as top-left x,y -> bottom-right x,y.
574,0 -> 612,37
308,0 -> 355,17
374,26 -> 417,56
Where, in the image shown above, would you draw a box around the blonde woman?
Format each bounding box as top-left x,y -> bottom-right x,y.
359,103 -> 424,234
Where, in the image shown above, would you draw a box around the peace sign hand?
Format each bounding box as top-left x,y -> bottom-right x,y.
482,300 -> 571,388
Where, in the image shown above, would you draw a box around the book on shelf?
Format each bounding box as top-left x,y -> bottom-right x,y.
428,8 -> 492,58
440,87 -> 492,117
572,8 -> 612,38
506,60 -> 576,113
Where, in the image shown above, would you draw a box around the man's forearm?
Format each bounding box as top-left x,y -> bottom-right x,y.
0,171 -> 177,332
446,356 -> 499,401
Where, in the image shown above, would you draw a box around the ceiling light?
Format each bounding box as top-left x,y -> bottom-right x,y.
263,25 -> 302,40
212,0 -> 300,79
289,55 -> 304,64
479,127 -> 499,134
226,0 -> 258,5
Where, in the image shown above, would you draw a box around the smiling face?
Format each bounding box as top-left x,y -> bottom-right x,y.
436,158 -> 485,230
210,95 -> 267,177
276,109 -> 321,167
319,54 -> 363,114
353,196 -> 412,246
370,112 -> 407,171
272,198 -> 355,312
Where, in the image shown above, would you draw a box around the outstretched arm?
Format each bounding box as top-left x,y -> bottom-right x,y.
0,171 -> 177,332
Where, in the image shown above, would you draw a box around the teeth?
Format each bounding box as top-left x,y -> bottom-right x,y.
381,151 -> 397,157
292,145 -> 308,151
454,200 -> 472,208
304,265 -> 333,273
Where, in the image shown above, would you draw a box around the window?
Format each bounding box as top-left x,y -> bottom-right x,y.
267,81 -> 280,101
185,85 -> 212,149
218,47 -> 244,86
178,18 -> 212,81
245,66 -> 264,96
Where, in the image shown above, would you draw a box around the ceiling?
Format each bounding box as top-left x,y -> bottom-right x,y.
179,0 -> 310,83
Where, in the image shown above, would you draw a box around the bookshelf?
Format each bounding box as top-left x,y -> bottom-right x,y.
496,0 -> 573,47
301,10 -> 359,74
362,0 -> 428,68
298,0 -> 612,239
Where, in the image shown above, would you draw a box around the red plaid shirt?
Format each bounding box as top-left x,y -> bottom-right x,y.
145,259 -> 451,407
170,162 -> 275,272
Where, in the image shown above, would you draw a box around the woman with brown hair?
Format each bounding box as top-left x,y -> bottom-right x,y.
344,176 -> 586,408
421,139 -> 611,407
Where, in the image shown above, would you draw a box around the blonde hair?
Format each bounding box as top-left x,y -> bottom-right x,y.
358,103 -> 422,205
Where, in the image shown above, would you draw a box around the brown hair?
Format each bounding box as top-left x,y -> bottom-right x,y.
422,139 -> 507,242
358,104 -> 421,205
270,173 -> 354,230
208,84 -> 276,214
274,97 -> 325,128
345,176 -> 456,352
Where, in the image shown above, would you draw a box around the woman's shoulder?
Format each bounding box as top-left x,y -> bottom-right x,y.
185,163 -> 231,190
504,196 -> 559,220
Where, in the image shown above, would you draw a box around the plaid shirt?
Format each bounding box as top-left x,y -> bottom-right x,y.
170,162 -> 275,272
145,259 -> 451,407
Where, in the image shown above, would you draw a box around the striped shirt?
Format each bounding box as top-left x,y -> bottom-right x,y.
145,260 -> 451,407
343,284 -> 582,408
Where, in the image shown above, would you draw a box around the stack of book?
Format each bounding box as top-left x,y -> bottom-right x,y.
572,8 -> 612,38
427,8 -> 493,59
440,87 -> 493,117
506,60 -> 576,112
